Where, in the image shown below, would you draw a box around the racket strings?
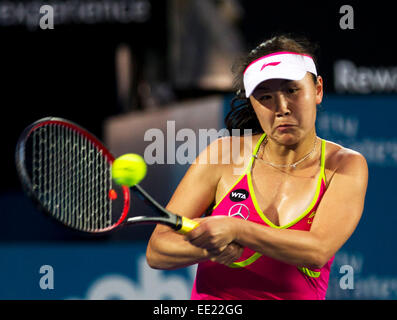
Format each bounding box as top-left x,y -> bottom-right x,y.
32,124 -> 113,232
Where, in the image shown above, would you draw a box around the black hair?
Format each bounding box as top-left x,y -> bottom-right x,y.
224,34 -> 320,134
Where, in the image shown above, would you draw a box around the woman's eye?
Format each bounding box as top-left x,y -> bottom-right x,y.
260,95 -> 272,100
287,88 -> 299,94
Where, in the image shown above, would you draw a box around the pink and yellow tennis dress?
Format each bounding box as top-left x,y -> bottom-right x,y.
191,133 -> 334,300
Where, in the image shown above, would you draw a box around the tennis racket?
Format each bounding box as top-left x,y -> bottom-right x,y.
15,117 -> 199,234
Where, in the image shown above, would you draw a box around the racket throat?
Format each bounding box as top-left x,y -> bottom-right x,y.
125,214 -> 181,230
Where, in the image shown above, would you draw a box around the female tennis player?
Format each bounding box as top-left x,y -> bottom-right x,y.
146,35 -> 368,300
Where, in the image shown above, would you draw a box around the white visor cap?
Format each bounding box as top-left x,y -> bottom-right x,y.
243,51 -> 317,98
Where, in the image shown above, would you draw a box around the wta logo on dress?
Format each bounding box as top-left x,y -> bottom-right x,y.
229,189 -> 249,202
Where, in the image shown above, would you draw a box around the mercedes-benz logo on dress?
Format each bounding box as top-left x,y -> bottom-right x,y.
228,204 -> 250,220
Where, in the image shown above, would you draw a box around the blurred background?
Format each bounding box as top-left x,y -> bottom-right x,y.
1,0 -> 396,299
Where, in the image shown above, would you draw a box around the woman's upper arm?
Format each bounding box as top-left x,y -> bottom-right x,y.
164,137 -> 229,221
146,138 -> 228,269
310,149 -> 368,262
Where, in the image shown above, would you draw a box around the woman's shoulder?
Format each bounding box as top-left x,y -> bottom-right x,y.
323,139 -> 368,184
201,133 -> 262,164
324,139 -> 367,164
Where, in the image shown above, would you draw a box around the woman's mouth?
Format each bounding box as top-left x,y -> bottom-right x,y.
276,124 -> 296,131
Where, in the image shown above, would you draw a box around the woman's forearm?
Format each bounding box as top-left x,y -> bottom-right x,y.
147,218 -> 328,270
146,228 -> 209,270
234,219 -> 327,269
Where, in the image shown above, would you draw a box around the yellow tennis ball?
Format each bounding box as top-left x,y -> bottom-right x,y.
112,153 -> 147,187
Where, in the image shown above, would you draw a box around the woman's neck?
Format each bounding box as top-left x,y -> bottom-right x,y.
262,130 -> 318,169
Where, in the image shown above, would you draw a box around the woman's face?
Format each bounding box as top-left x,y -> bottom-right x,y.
249,73 -> 323,145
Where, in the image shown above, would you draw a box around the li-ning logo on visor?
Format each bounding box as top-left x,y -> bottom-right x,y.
261,61 -> 281,71
228,204 -> 250,220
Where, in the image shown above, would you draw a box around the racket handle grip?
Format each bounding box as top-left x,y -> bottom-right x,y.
178,216 -> 199,234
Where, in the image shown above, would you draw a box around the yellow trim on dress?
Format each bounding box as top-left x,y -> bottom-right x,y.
227,136 -> 327,276
297,266 -> 321,278
247,137 -> 326,229
229,252 -> 263,268
212,134 -> 267,210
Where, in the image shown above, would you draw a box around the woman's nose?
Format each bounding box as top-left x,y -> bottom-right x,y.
275,94 -> 291,117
